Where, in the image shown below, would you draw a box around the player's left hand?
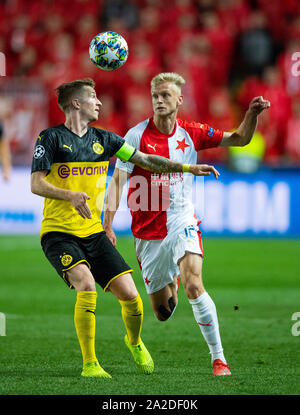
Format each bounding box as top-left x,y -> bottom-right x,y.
249,96 -> 271,115
189,164 -> 220,179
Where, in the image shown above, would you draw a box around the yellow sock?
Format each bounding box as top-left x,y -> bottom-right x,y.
119,293 -> 143,345
74,291 -> 97,364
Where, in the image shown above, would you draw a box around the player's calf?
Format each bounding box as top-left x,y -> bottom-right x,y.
156,296 -> 177,321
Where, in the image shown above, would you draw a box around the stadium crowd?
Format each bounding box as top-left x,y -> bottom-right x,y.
1,0 -> 300,166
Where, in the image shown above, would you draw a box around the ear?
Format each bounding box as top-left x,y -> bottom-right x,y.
178,95 -> 183,107
71,98 -> 80,110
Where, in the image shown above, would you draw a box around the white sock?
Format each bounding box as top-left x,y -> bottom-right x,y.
189,291 -> 226,363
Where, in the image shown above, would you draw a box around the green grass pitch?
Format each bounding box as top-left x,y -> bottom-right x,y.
0,235 -> 299,395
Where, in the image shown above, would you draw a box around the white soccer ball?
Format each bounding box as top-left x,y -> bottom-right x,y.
89,31 -> 129,71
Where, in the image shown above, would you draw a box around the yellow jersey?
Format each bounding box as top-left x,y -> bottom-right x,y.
31,124 -> 135,238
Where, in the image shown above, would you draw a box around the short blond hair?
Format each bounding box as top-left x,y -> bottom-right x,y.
150,72 -> 185,93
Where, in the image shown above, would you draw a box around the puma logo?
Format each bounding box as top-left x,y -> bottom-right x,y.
147,143 -> 157,152
63,144 -> 72,152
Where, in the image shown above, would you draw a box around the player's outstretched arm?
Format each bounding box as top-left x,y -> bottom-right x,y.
103,168 -> 130,246
129,150 -> 220,178
220,96 -> 271,147
31,170 -> 92,219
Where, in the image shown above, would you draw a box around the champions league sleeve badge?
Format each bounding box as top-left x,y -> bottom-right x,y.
33,145 -> 46,159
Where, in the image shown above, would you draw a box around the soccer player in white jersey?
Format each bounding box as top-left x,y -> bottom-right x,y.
103,72 -> 270,376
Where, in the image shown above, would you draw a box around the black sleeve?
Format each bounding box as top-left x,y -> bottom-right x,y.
31,129 -> 57,173
0,122 -> 3,140
107,131 -> 125,157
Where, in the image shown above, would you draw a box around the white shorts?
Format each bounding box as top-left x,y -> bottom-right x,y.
135,224 -> 203,294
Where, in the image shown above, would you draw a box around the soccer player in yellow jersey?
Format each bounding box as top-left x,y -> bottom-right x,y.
31,78 -> 219,378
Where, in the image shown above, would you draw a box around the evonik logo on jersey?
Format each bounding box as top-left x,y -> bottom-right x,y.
57,164 -> 108,178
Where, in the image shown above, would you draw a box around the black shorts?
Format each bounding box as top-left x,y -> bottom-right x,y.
41,231 -> 132,291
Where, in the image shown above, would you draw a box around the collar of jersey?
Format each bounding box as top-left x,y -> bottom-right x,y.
62,123 -> 89,139
149,117 -> 178,138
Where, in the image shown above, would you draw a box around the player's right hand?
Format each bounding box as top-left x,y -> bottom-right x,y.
189,164 -> 220,179
69,191 -> 92,219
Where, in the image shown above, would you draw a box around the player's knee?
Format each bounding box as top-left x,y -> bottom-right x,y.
75,279 -> 96,292
184,280 -> 204,299
67,264 -> 96,291
108,273 -> 138,301
155,297 -> 177,321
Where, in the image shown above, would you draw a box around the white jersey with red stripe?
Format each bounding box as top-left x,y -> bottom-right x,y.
116,117 -> 223,240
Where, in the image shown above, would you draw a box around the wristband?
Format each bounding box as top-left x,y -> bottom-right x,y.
182,164 -> 190,173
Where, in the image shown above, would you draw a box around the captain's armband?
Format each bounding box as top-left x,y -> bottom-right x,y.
115,142 -> 136,162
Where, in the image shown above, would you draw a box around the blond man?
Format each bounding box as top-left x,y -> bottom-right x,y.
104,72 -> 270,376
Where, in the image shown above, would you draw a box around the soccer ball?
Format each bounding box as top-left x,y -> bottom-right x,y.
89,31 -> 129,71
